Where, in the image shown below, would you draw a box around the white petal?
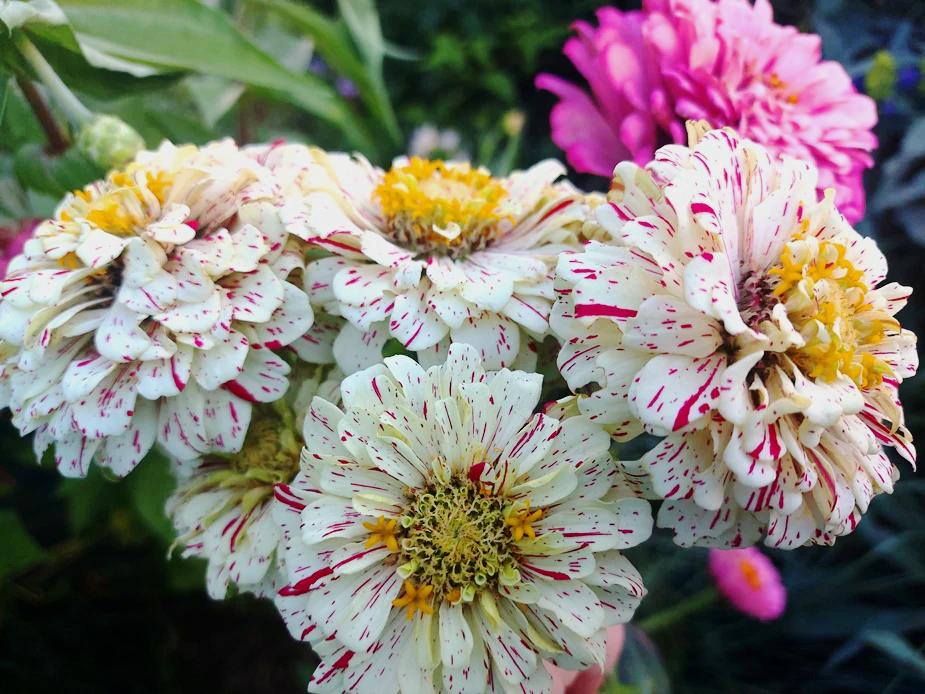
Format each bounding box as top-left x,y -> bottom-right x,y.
333,321 -> 389,374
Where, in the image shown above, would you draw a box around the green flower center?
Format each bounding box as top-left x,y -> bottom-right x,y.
232,416 -> 302,484
398,476 -> 520,602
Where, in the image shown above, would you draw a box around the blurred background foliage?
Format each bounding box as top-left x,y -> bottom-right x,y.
0,0 -> 923,692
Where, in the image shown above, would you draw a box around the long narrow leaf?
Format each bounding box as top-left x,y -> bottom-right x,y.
53,0 -> 372,147
250,0 -> 399,149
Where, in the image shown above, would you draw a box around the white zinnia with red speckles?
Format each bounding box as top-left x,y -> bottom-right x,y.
282,152 -> 585,374
272,343 -> 650,693
168,367 -> 342,599
552,127 -> 917,549
0,139 -> 329,478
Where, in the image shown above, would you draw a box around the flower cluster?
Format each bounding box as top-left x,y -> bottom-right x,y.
0,4 -> 916,686
537,0 -> 877,222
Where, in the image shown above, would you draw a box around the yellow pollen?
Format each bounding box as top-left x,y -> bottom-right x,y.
768,236 -> 896,389
739,559 -> 763,590
506,502 -> 543,542
765,72 -> 799,104
373,157 -> 511,255
60,166 -> 175,239
392,580 -> 434,620
363,516 -> 400,552
84,195 -> 138,236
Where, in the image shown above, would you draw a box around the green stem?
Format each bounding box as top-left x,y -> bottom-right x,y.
637,587 -> 718,633
15,34 -> 92,128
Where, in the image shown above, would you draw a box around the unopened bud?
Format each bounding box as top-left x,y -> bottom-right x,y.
77,114 -> 145,170
502,109 -> 525,137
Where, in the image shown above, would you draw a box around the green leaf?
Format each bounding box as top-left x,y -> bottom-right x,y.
57,466 -> 114,533
337,0 -> 385,75
381,337 -> 414,359
0,0 -> 67,32
0,509 -> 47,580
184,75 -> 245,128
124,452 -> 177,546
26,28 -> 179,99
13,142 -> 103,197
250,0 -> 399,151
0,80 -> 46,152
862,631 -> 925,681
0,74 -> 10,128
51,0 -> 371,147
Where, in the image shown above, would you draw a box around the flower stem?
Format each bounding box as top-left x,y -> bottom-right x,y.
15,34 -> 92,128
14,76 -> 69,154
637,587 -> 718,633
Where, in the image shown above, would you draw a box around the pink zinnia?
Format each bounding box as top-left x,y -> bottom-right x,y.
0,219 -> 37,278
536,0 -> 877,222
709,548 -> 786,621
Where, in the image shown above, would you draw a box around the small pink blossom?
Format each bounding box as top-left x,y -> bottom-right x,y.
537,0 -> 877,222
709,548 -> 786,621
0,219 -> 37,278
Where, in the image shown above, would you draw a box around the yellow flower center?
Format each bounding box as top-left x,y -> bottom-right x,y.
388,475 -> 534,607
768,235 -> 896,389
233,415 -> 303,482
59,166 -> 174,238
373,157 -> 512,256
739,559 -> 763,590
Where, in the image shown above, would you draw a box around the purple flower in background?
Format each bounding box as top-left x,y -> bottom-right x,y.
336,76 -> 359,99
537,0 -> 878,222
709,548 -> 786,622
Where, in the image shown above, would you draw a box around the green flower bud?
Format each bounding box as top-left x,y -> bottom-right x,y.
865,50 -> 897,102
77,114 -> 145,170
502,109 -> 525,137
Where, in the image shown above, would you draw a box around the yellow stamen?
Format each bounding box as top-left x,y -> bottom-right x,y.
59,166 -> 175,238
768,237 -> 895,388
373,157 -> 511,255
362,516 -> 400,552
506,502 -> 543,542
392,580 -> 434,620
445,587 -> 462,604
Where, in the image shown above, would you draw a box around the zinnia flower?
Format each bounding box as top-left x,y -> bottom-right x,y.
536,0 -> 877,222
709,548 -> 786,621
0,140 -> 320,477
168,366 -> 341,599
273,343 -> 651,692
552,127 -> 916,549
283,152 -> 585,373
